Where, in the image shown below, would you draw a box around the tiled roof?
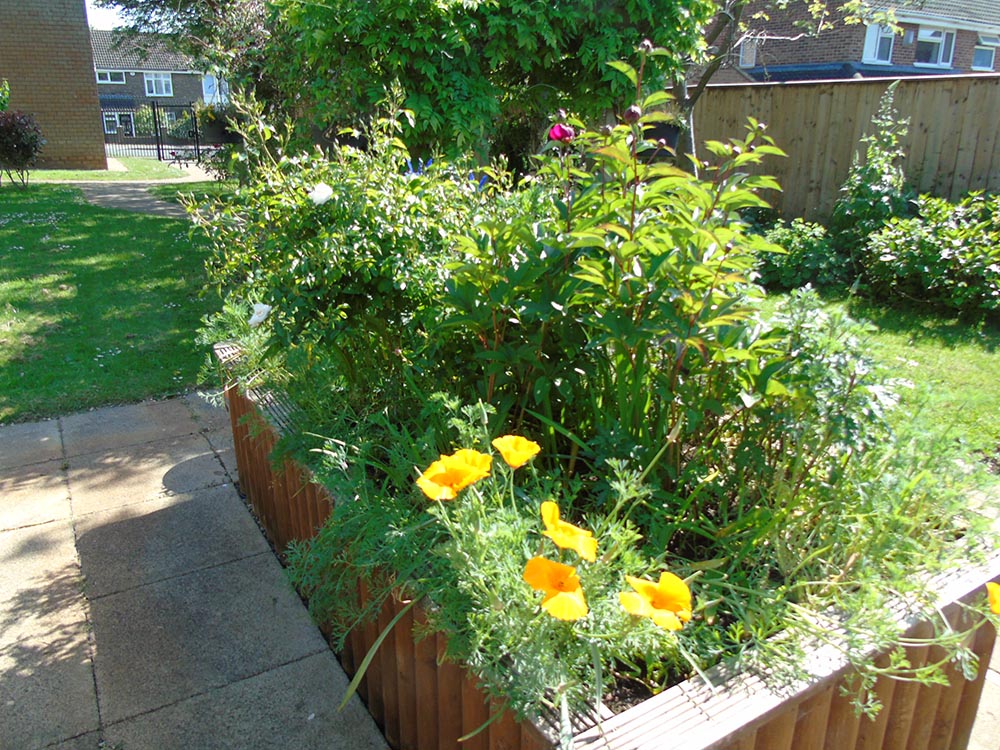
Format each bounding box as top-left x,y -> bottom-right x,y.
91,29 -> 194,72
876,1 -> 999,29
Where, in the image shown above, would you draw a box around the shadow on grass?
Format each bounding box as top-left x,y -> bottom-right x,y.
844,297 -> 1000,353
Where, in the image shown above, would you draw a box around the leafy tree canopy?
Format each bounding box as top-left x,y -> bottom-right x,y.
268,0 -> 717,153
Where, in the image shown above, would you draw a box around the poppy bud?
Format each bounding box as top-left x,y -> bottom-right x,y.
548,123 -> 575,143
623,105 -> 642,124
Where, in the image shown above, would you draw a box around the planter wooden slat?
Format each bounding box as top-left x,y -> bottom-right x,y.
394,596 -> 418,750
752,706 -> 797,749
822,679 -> 862,750
378,593 -> 402,748
362,579 -> 386,726
218,367 -> 1000,750
488,699 -> 521,750
461,676 -> 490,750
415,610 -> 440,750
948,619 -> 997,750
882,621 -> 935,750
436,632 -> 465,750
791,685 -> 834,750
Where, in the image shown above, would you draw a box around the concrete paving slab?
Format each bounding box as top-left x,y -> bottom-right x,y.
970,676 -> 1000,750
60,399 -> 200,457
105,651 -> 388,750
75,485 -> 268,598
0,460 -> 70,532
0,521 -> 88,645
50,731 -> 103,750
0,622 -> 99,749
182,390 -> 232,435
215,446 -> 238,480
90,553 -> 328,724
0,419 -> 62,470
45,732 -> 104,750
67,434 -> 227,516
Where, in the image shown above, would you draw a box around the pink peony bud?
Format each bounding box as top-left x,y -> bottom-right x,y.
548,123 -> 575,143
623,105 -> 642,124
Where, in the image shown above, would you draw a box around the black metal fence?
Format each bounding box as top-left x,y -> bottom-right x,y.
102,101 -> 225,162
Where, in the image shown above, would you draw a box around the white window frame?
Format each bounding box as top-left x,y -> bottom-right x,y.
862,24 -> 895,64
102,112 -> 134,136
103,112 -> 119,134
738,39 -> 758,68
144,72 -> 173,97
973,46 -> 996,70
96,70 -> 126,84
914,26 -> 956,67
973,34 -> 1000,71
201,74 -> 230,105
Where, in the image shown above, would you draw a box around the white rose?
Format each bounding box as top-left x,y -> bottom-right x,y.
308,182 -> 333,206
248,303 -> 272,328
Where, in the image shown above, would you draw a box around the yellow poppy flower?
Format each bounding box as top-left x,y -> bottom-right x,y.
416,448 -> 492,500
492,435 -> 541,469
619,572 -> 692,631
540,501 -> 597,562
988,582 -> 1000,615
523,556 -> 588,621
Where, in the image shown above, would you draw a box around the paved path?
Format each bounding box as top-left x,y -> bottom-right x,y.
0,395 -> 388,750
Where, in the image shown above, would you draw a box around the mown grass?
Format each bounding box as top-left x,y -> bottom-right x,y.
29,157 -> 190,182
848,298 -> 1000,459
0,184 -> 217,423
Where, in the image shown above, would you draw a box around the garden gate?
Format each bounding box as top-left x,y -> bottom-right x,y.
102,101 -> 206,162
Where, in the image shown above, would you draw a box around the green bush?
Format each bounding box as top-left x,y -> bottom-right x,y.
862,192 -> 1000,313
196,63 -> 998,729
0,79 -> 9,112
757,218 -> 844,290
0,110 -> 45,187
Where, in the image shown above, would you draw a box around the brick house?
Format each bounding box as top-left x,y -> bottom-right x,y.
734,0 -> 1000,81
0,0 -> 106,169
91,29 -> 227,137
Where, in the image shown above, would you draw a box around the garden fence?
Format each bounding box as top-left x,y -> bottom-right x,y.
693,74 -> 1000,219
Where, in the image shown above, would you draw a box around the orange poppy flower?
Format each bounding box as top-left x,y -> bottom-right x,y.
619,571 -> 692,631
492,435 -> 541,469
988,582 -> 1000,615
523,556 -> 588,621
540,501 -> 597,562
416,449 -> 492,500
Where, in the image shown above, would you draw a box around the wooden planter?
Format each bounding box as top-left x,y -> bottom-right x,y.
218,357 -> 999,750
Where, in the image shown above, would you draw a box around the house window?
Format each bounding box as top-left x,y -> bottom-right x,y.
102,112 -> 135,136
201,74 -> 230,105
973,34 -> 1000,71
915,27 -> 955,67
738,39 -> 757,68
144,73 -> 173,97
96,70 -> 126,84
863,24 -> 894,64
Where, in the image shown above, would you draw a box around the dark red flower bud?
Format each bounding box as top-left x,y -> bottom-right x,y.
638,39 -> 654,53
623,105 -> 642,124
548,123 -> 575,143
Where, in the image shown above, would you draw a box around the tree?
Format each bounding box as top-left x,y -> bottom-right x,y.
668,0 -> 883,166
267,0 -> 716,155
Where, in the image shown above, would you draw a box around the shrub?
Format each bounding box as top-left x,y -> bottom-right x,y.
757,218 -> 845,290
196,57 -> 999,730
0,110 -> 45,187
862,192 -> 1000,313
0,79 -> 9,112
829,82 -> 914,269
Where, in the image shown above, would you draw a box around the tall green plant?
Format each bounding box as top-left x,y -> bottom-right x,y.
829,81 -> 914,267
0,79 -> 9,112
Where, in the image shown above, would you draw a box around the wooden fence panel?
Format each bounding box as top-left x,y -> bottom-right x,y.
694,74 -> 1000,219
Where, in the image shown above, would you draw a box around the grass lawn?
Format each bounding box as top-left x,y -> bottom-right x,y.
848,298 -> 1000,459
0,184 -> 218,423
28,157 -> 190,182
